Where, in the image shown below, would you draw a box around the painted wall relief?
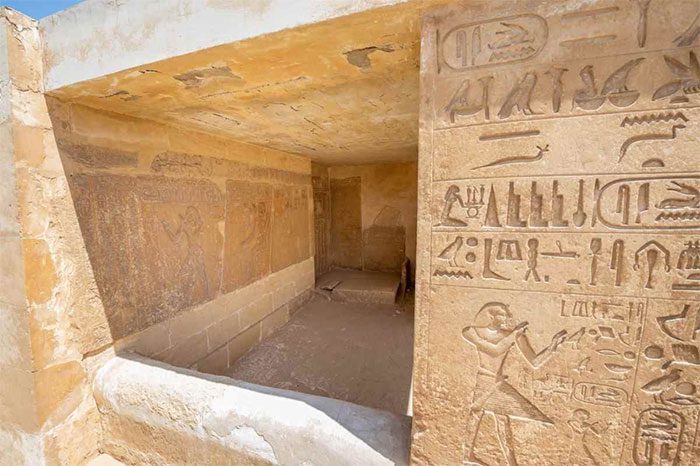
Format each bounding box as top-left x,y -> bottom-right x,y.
418,0 -> 700,464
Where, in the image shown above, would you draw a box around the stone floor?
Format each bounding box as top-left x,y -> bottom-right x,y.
226,295 -> 414,415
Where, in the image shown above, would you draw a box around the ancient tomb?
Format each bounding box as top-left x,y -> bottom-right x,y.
1,0 -> 700,464
413,0 -> 700,465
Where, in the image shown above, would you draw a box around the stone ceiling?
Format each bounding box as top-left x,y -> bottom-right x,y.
47,2 -> 450,165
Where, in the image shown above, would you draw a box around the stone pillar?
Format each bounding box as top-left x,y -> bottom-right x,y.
0,8 -> 110,465
415,1 -> 700,464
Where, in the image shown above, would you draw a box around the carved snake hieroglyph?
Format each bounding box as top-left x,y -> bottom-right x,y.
618,124 -> 685,162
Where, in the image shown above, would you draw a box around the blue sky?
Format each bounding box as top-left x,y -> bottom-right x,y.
2,0 -> 81,19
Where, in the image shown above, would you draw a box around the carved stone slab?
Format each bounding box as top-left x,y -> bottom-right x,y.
416,0 -> 700,464
271,185 -> 311,272
330,177 -> 363,269
71,174 -> 224,338
223,180 -> 272,292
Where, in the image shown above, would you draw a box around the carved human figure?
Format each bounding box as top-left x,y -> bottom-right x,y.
567,409 -> 613,466
461,302 -> 568,465
439,185 -> 469,226
161,206 -> 209,300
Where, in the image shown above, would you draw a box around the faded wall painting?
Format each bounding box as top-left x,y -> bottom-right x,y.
415,0 -> 700,464
271,185 -> 311,272
72,174 -> 224,338
223,180 -> 272,291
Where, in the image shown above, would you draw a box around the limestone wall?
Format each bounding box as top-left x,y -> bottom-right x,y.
48,100 -> 316,374
312,163 -> 332,277
0,8 -> 108,465
414,1 -> 700,464
328,162 -> 418,274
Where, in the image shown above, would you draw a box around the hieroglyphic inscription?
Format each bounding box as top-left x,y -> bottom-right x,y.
71,174 -> 224,338
418,1 -> 700,464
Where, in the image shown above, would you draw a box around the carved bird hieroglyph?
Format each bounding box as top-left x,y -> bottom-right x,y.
438,236 -> 463,267
641,369 -> 683,403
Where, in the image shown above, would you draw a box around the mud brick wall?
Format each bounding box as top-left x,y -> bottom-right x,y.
48,100 -> 315,374
414,1 -> 700,464
328,162 -> 418,274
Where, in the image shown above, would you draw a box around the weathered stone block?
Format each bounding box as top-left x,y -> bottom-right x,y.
21,239 -> 57,305
34,361 -> 86,427
206,312 -> 240,353
260,305 -> 289,339
196,345 -> 229,376
115,321 -> 170,358
227,323 -> 260,364
330,177 -> 362,269
271,185 -> 311,272
239,293 -> 273,330
0,304 -> 30,368
272,282 -> 296,310
0,238 -> 26,307
0,365 -> 36,431
156,331 -> 208,369
362,225 -> 405,272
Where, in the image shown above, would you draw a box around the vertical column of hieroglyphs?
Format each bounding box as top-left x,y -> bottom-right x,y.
416,0 -> 700,464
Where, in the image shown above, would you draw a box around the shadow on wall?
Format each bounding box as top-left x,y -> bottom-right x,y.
46,98 -> 313,346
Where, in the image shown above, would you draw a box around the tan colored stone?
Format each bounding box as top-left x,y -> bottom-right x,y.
168,301 -> 217,344
196,344 -> 229,375
34,361 -> 86,427
414,1 -> 700,465
156,330 -> 208,368
206,312 -> 241,352
28,307 -> 58,370
223,180 -> 272,291
11,124 -> 45,167
271,184 -> 311,272
0,123 -> 19,237
70,173 -> 224,338
21,239 -> 56,305
0,304 -> 30,368
330,176 -> 362,269
43,399 -> 102,466
272,282 -> 296,311
0,365 -> 37,432
362,225 -> 405,272
239,293 -> 273,330
114,321 -> 170,358
260,305 -> 289,339
228,323 -> 261,364
329,162 -> 418,274
0,238 -> 26,307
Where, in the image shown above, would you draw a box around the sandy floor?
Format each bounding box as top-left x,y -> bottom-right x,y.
226,296 -> 414,415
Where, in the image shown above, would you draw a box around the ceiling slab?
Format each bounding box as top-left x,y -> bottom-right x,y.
46,1 -> 453,164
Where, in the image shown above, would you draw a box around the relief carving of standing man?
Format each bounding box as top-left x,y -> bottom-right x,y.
161,206 -> 209,303
462,302 -> 568,466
